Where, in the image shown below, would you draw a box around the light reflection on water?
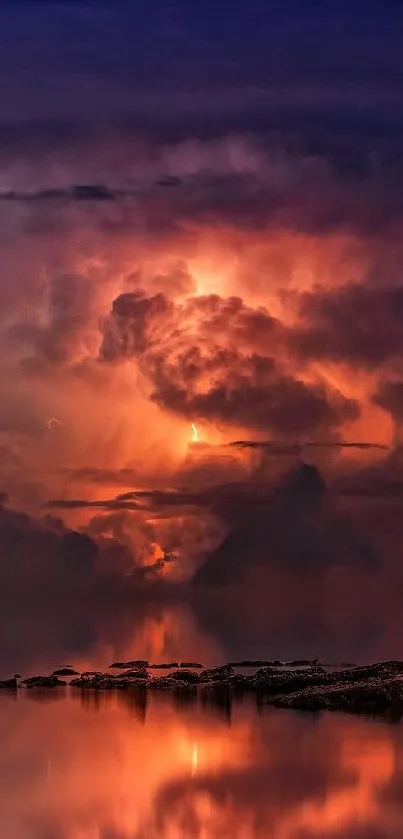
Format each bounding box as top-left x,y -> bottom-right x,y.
1,690 -> 403,839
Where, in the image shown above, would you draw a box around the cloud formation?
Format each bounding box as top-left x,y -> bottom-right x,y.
100,290 -> 358,436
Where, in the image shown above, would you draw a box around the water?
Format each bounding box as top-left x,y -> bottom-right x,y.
3,587 -> 403,838
1,689 -> 403,839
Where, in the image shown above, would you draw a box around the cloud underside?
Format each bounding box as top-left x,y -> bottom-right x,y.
2,131 -> 403,588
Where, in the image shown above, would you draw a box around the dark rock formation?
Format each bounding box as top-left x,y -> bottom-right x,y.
150,663 -> 180,669
80,671 -> 103,677
180,662 -> 203,668
71,670 -> 150,689
52,667 -> 80,676
9,659 -> 403,719
23,675 -> 66,688
169,669 -> 201,684
0,677 -> 18,690
265,660 -> 403,718
254,665 -> 328,694
121,668 -> 149,679
229,660 -> 284,667
269,677 -> 403,717
287,659 -> 319,667
200,664 -> 234,682
109,660 -> 149,669
150,677 -> 193,690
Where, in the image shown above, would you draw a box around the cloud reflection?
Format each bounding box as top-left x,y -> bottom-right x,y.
0,694 -> 402,839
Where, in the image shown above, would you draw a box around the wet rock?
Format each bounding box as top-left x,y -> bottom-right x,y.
168,669 -> 201,684
109,660 -> 149,669
0,677 -> 18,690
265,660 -> 403,717
229,660 -> 283,668
52,667 -> 80,676
23,676 -> 66,688
286,659 -> 319,667
200,664 -> 234,682
150,677 -> 193,690
269,676 -> 403,717
80,671 -> 103,677
71,671 -> 150,690
71,674 -> 112,689
180,662 -> 203,669
150,662 -> 179,669
203,674 -> 254,692
228,674 -> 256,689
334,660 -> 403,681
120,668 -> 149,679
254,666 -> 328,694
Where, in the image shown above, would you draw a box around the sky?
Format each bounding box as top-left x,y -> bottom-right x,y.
2,0 -> 403,662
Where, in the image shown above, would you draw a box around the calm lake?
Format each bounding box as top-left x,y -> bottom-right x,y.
1,688 -> 403,839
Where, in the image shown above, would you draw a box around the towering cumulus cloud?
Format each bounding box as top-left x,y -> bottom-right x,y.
100,290 -> 358,436
1,0 -> 403,614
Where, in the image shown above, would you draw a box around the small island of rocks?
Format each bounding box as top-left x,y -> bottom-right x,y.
3,659 -> 403,720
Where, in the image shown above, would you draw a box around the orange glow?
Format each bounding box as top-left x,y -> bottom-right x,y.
1,695 -> 402,839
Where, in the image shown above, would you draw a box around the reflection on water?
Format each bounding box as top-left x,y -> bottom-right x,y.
1,691 -> 403,838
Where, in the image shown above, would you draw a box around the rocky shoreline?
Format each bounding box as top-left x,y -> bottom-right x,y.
3,659 -> 403,719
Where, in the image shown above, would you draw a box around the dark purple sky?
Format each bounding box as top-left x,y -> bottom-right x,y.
1,0 -> 403,160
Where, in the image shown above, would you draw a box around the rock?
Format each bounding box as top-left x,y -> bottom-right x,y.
150,677 -> 193,690
228,674 -> 255,689
180,662 -> 203,669
80,671 -> 103,677
254,666 -> 328,694
23,676 -> 66,689
120,668 -> 149,679
0,677 -> 18,690
150,662 -> 180,669
70,674 -> 112,689
168,669 -> 201,684
229,660 -> 283,668
71,671 -> 150,690
109,660 -> 149,669
265,660 -> 403,718
286,659 -> 319,667
52,667 -> 80,676
203,674 -> 253,692
200,664 -> 234,682
269,676 -> 403,717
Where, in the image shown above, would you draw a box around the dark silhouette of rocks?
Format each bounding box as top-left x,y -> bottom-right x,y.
200,664 -> 234,682
0,677 -> 18,690
169,669 -> 201,684
180,662 -> 203,668
8,660 -> 403,718
287,658 -> 319,667
150,662 -> 180,669
71,669 -> 149,689
23,675 -> 67,688
71,674 -> 120,690
151,677 -> 193,689
268,666 -> 403,717
52,667 -> 80,676
229,660 -> 284,667
80,671 -> 103,677
254,666 -> 328,694
120,668 -> 148,679
109,660 -> 149,669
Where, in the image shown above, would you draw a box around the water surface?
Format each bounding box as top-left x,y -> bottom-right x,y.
2,689 -> 403,838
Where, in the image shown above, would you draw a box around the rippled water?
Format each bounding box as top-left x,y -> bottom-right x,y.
1,688 -> 403,839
